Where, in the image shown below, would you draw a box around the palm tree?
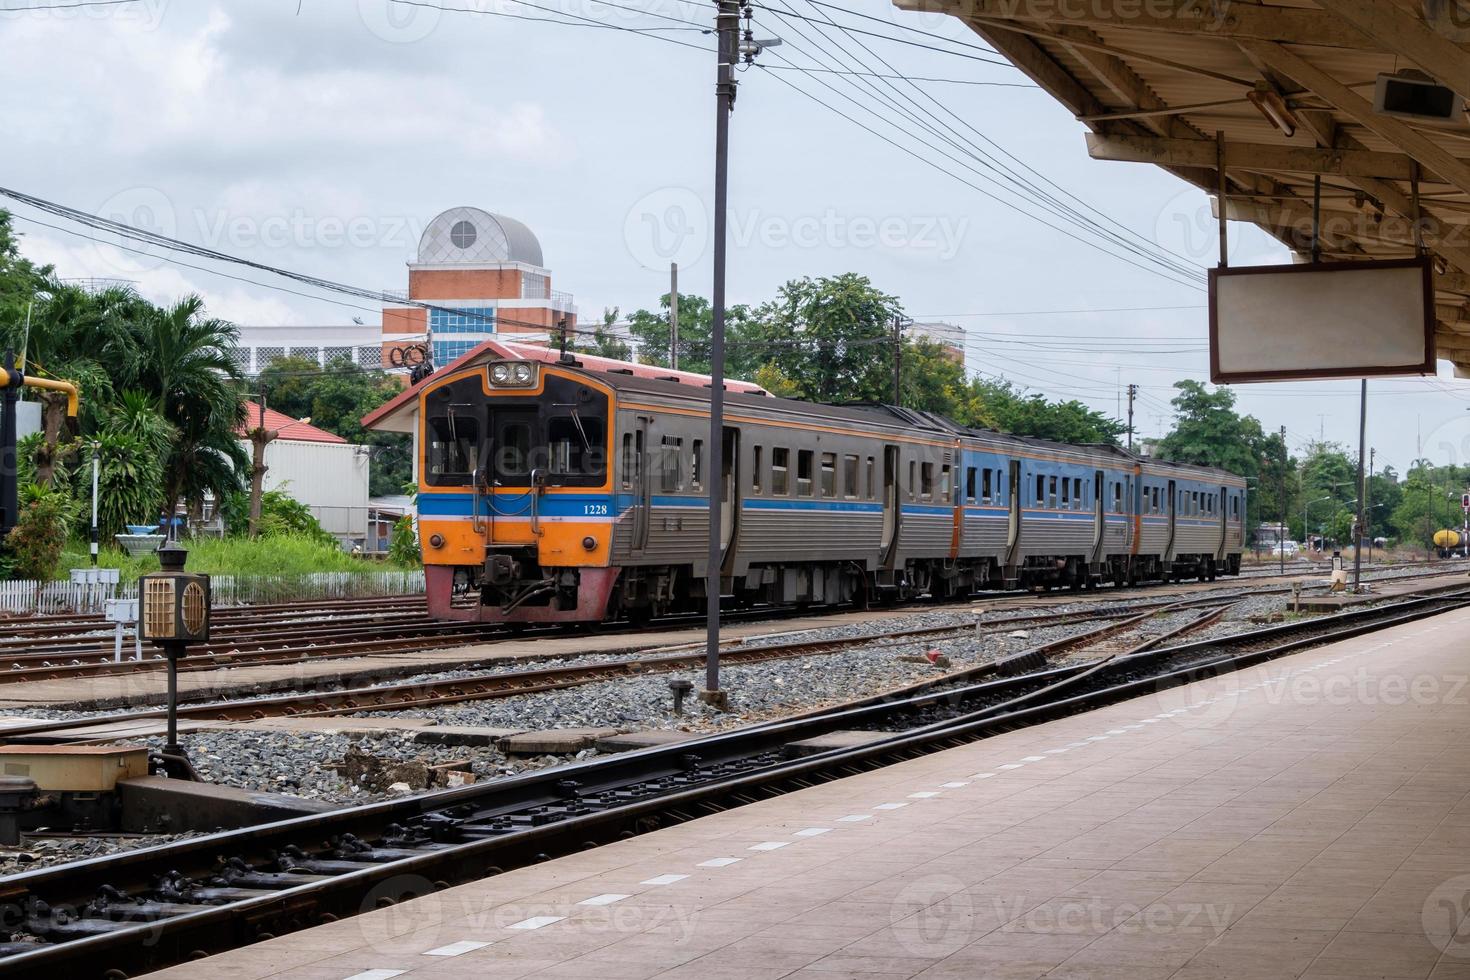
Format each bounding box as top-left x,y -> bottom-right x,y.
131,296 -> 248,519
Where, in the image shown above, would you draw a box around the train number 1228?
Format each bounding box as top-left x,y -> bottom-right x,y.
583,503 -> 609,516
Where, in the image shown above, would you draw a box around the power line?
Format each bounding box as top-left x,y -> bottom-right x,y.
759,66 -> 1205,291
388,0 -> 713,51
768,0 -> 1204,284
748,2 -> 1016,65
761,64 -> 1035,87
918,305 -> 1207,317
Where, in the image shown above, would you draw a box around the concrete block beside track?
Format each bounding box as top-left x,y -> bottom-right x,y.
499,727 -> 620,755
117,776 -> 332,834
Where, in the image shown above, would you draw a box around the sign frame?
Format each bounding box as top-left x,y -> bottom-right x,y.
1208,256 -> 1436,384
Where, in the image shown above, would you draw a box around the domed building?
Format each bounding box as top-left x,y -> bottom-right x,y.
382,206 -> 576,369
233,206 -> 576,378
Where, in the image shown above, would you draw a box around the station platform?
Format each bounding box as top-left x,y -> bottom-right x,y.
142,602 -> 1470,979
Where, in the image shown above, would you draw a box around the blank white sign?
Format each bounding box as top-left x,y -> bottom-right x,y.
1210,258 -> 1434,382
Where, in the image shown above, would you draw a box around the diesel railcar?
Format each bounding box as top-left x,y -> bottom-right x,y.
413,355 -> 1246,624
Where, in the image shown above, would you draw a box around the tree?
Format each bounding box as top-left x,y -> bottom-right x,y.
947,377 -> 1123,446
6,484 -> 74,581
627,292 -> 758,375
1153,381 -> 1264,474
135,296 -> 249,517
578,308 -> 630,361
742,274 -> 902,404
255,355 -> 411,496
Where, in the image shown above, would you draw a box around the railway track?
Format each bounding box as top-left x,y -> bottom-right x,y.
0,588 -> 1462,978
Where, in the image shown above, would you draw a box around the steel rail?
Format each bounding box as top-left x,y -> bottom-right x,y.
0,590 -> 1463,978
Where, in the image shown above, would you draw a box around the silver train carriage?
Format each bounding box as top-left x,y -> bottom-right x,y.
412,357 -> 1247,623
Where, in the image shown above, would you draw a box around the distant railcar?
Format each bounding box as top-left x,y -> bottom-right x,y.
413,357 -> 1246,623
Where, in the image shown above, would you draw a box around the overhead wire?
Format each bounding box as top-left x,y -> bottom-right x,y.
764,0 -> 1204,285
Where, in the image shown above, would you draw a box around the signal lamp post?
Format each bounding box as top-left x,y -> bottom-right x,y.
138,540 -> 211,781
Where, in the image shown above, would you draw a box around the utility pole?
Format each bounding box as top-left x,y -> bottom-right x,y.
1277,424 -> 1287,576
702,0 -> 741,709
1352,380 -> 1367,591
1317,413 -> 1326,442
669,262 -> 679,371
1367,447 -> 1375,565
1126,383 -> 1138,452
246,394 -> 277,539
892,314 -> 903,406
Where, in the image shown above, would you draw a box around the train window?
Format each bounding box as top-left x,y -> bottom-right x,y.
659,437 -> 684,492
978,468 -> 989,502
772,448 -> 789,494
752,446 -> 763,493
1113,482 -> 1122,512
909,460 -> 917,499
820,453 -> 836,498
940,464 -> 952,501
1061,479 -> 1070,508
621,433 -> 634,490
996,469 -> 1005,503
920,462 -> 934,500
966,467 -> 978,503
426,413 -> 480,486
843,455 -> 859,498
866,457 -> 875,499
691,440 -> 703,490
797,450 -> 814,496
1035,475 -> 1044,506
548,415 -> 605,480
1231,495 -> 1238,518
1048,476 -> 1058,509
1074,478 -> 1083,509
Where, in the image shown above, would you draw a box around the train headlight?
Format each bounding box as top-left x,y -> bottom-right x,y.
489,361 -> 536,387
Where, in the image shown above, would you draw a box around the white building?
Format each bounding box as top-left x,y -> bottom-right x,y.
237,403 -> 371,547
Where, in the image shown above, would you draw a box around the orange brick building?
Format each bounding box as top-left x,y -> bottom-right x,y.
381,206 -> 577,369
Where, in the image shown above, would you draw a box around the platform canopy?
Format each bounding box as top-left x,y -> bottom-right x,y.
895,0 -> 1470,373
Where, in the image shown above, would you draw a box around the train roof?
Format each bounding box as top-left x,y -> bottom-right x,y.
364,345 -> 1245,484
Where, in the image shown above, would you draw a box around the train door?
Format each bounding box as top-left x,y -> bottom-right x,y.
880,445 -> 900,565
1215,484 -> 1229,559
630,417 -> 651,557
720,427 -> 739,563
1164,479 -> 1178,562
1090,470 -> 1105,561
1005,460 -> 1022,564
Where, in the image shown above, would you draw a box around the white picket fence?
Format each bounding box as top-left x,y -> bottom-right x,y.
0,570 -> 427,616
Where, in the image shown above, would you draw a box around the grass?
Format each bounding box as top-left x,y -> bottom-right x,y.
58,534 -> 418,582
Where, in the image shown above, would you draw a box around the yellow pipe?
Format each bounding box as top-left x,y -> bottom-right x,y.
0,370 -> 80,418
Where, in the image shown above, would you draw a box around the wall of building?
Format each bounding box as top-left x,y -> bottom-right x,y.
246,438 -> 371,543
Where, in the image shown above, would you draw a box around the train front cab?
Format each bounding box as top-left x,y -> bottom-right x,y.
417,360 -> 619,623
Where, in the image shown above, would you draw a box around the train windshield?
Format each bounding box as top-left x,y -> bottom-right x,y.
489,376 -> 609,488
425,408 -> 479,486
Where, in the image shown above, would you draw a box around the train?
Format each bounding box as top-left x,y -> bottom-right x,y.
409,351 -> 1247,624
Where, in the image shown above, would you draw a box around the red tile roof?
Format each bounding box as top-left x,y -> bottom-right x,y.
239,402 -> 349,444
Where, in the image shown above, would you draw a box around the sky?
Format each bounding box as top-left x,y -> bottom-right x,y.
5,0 -> 1470,477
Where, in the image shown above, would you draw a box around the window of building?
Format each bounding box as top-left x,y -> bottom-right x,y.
772,448 -> 789,495
450,219 -> 478,249
821,453 -> 837,497
843,455 -> 859,499
797,450 -> 814,496
356,345 -> 383,369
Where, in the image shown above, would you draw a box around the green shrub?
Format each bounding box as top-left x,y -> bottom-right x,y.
388,515 -> 421,567
7,484 -> 77,580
